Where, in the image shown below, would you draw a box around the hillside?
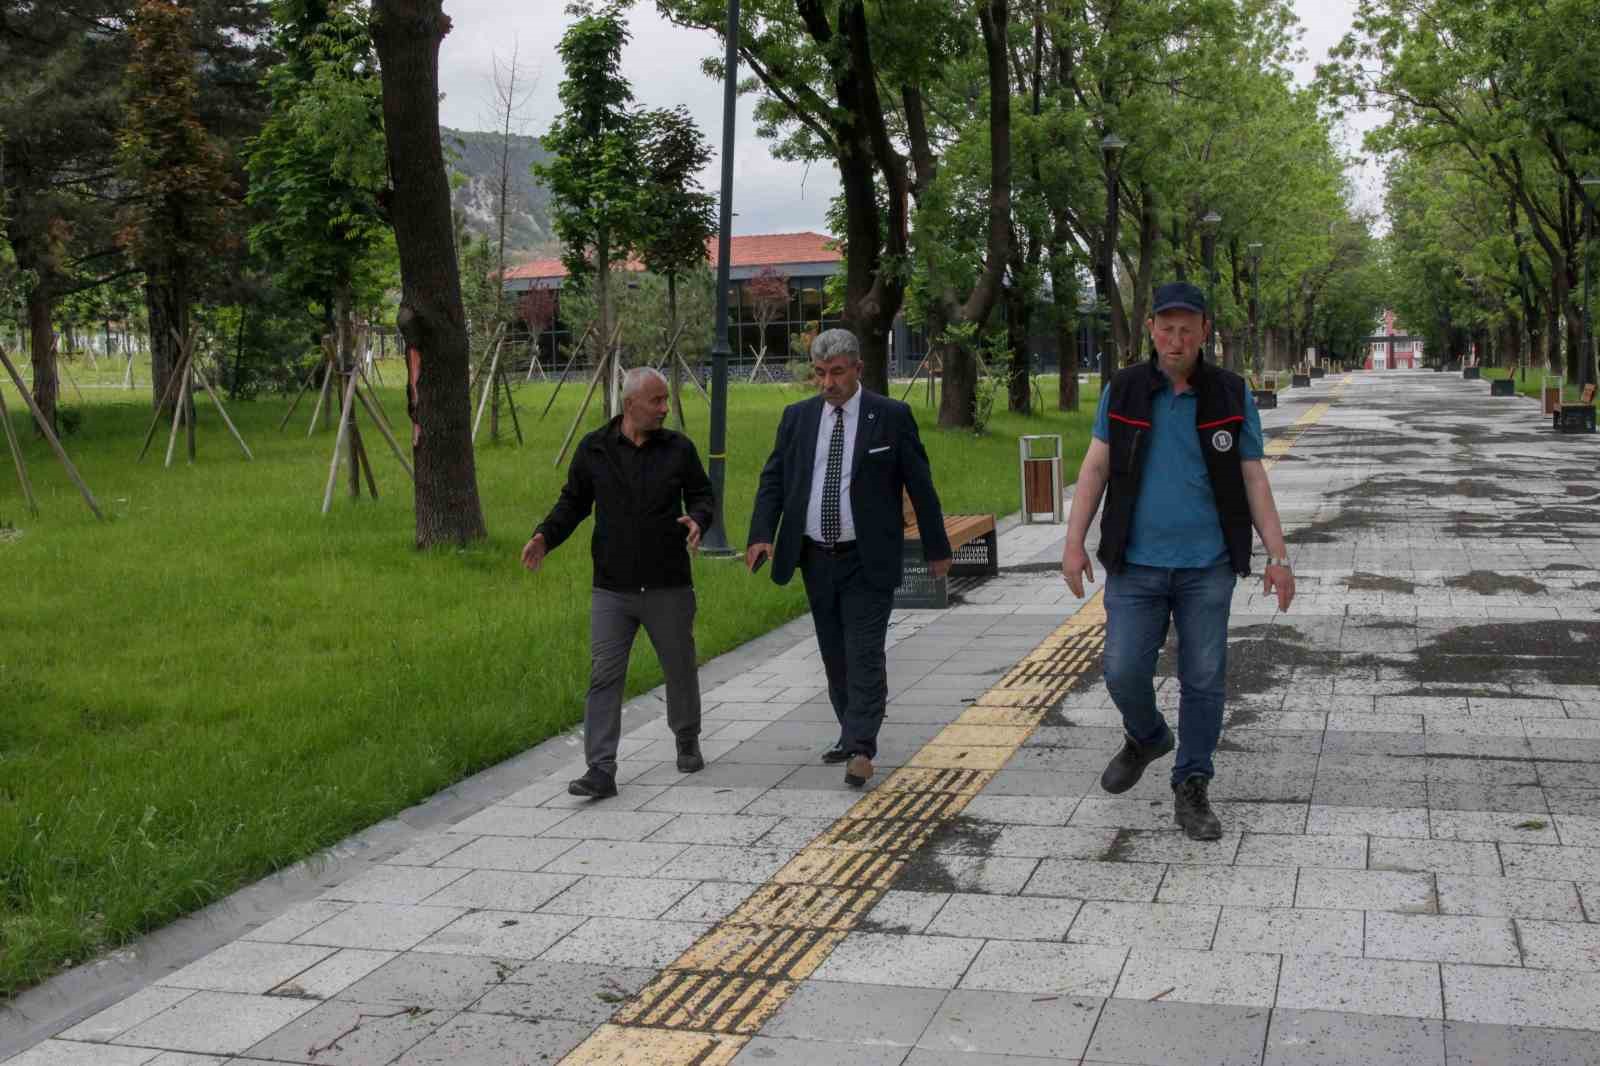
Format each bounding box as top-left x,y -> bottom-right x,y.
441,127 -> 556,258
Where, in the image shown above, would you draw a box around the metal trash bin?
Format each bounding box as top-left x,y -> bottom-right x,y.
1019,434 -> 1063,525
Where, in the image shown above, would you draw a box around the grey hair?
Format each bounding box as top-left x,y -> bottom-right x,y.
621,366 -> 669,400
810,328 -> 861,363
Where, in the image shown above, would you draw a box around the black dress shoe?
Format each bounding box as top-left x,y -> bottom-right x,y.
822,744 -> 850,764
1173,774 -> 1223,840
676,735 -> 705,773
1099,730 -> 1176,794
568,766 -> 618,798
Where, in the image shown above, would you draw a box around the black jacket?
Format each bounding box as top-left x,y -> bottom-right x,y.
1097,352 -> 1254,577
749,389 -> 951,591
535,419 -> 715,591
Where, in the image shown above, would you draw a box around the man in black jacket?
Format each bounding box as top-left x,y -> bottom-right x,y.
747,329 -> 952,788
522,367 -> 715,799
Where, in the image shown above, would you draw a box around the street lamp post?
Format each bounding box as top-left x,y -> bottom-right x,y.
1247,242 -> 1264,382
1580,174 -> 1599,395
1201,210 -> 1221,367
1099,133 -> 1127,381
701,0 -> 740,556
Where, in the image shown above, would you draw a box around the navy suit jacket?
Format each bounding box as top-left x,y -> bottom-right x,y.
749,389 -> 952,590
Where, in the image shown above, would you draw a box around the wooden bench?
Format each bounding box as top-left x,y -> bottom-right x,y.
1553,382 -> 1597,434
896,490 -> 999,609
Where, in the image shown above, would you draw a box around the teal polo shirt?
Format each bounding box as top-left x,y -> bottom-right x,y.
1092,376 -> 1264,569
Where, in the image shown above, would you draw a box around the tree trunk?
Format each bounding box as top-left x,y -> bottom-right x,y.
27,286 -> 58,431
668,270 -> 685,430
1005,283 -> 1031,414
1048,225 -> 1079,412
371,0 -> 488,548
597,228 -> 614,419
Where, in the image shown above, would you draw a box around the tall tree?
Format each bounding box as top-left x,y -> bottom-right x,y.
637,104 -> 717,428
484,38 -> 537,441
118,0 -> 236,414
536,2 -> 654,418
369,0 -> 488,547
247,0 -> 390,375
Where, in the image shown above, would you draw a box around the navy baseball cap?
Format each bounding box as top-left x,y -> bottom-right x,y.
1151,281 -> 1208,317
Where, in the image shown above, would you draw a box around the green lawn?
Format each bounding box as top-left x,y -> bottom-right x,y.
0,360 -> 1096,997
1479,365 -> 1590,403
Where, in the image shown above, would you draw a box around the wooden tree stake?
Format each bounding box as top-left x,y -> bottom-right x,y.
0,344 -> 103,519
0,382 -> 39,515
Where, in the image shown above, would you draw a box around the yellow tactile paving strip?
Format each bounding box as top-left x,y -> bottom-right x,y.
559,384 -> 1342,1066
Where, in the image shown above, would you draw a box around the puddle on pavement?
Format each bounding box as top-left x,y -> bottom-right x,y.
1345,573 -> 1417,594
1444,571 -> 1548,596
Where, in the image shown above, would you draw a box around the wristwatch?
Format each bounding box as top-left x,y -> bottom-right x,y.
1265,555 -> 1292,570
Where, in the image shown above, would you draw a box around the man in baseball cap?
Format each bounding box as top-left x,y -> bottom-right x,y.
1059,280 -> 1295,840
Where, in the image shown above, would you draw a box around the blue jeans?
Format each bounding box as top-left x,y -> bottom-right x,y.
1103,562 -> 1236,785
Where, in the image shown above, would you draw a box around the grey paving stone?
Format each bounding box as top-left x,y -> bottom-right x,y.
1264,1009 -> 1445,1066
444,806 -> 574,838
757,816 -> 836,851
958,941 -> 1126,997
1428,810 -> 1560,845
741,789 -> 863,819
1022,859 -> 1165,902
536,875 -> 698,919
152,942 -> 334,996
539,916 -> 710,968
7,1044 -> 163,1066
473,961 -> 652,1025
1514,919 -> 1600,971
957,795 -> 1078,826
331,953 -> 518,1009
1214,906 -> 1363,957
1277,954 -> 1444,1019
387,1011 -> 590,1066
1369,837 -> 1503,876
423,871 -> 581,912
294,904 -> 468,952
990,826 -> 1119,859
1364,913 -> 1520,966
1295,869 -> 1436,912
1067,901 -> 1220,950
895,854 -> 1040,896
1097,830 -> 1243,866
1306,805 -> 1430,838
1442,964 -> 1600,1030
1235,834 -> 1367,871
1435,874 -> 1585,920
1442,1019 -> 1600,1065
242,999 -> 452,1066
412,911 -> 584,960
319,866 -> 470,906
114,992 -> 319,1055
653,845 -> 794,883
1157,865 -> 1297,908
638,761 -> 797,788
860,891 -> 950,934
643,814 -> 780,846
638,787 -> 772,815
1085,999 -> 1270,1066
902,1050 -> 1065,1066
658,881 -> 759,923
917,989 -> 1101,1059
1114,947 -> 1281,1007
241,901 -> 353,944
536,809 -> 677,841
1499,843 -> 1600,881
730,1038 -> 909,1065
925,894 -> 1080,941
270,949 -> 396,999
58,987 -> 196,1043
979,770 -> 1099,797
1427,783 -> 1549,813
811,933 -> 985,990
537,839 -> 687,878
760,980 -> 945,1046
1312,779 -> 1429,809
429,836 -> 579,873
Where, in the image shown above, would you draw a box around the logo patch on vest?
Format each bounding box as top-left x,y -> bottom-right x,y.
1211,429 -> 1235,452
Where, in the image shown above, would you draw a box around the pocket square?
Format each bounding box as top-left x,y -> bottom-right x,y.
868,445 -> 891,454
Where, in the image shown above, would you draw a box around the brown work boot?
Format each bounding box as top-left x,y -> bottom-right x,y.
844,754 -> 874,788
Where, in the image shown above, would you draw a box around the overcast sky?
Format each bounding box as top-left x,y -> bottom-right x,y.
436,0 -> 1380,237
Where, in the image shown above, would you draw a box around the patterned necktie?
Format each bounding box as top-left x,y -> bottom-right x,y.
822,405 -> 845,545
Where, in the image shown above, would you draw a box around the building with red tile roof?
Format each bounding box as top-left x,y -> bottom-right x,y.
503,231 -> 842,290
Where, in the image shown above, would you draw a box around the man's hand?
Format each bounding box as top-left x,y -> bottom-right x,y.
678,516 -> 703,553
520,533 -> 548,573
929,557 -> 953,579
1264,563 -> 1296,612
1061,543 -> 1095,598
746,542 -> 773,572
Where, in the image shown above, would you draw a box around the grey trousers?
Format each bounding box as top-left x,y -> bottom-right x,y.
585,586 -> 701,775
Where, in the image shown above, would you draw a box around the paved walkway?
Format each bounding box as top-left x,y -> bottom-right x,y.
6,371 -> 1600,1066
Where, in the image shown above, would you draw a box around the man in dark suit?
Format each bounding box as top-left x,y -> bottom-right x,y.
746,329 -> 952,788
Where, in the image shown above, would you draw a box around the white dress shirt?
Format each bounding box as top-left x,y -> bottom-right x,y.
804,387 -> 862,542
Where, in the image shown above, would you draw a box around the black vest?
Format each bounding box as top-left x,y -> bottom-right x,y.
1097,353 -> 1254,577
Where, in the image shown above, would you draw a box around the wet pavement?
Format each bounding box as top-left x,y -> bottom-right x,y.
4,370 -> 1599,1066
